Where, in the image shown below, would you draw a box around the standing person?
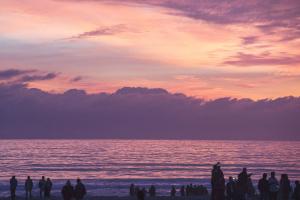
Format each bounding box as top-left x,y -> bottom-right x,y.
280,174 -> 291,200
247,176 -> 255,199
39,176 -> 46,198
130,184 -> 135,196
214,174 -> 225,200
226,177 -> 235,200
25,176 -> 33,199
74,178 -> 86,200
45,178 -> 53,198
62,180 -> 74,200
258,173 -> 268,200
10,176 -> 18,200
293,181 -> 300,200
237,168 -> 250,200
171,186 -> 176,197
149,185 -> 156,197
268,171 -> 279,200
137,188 -> 145,200
180,186 -> 185,197
211,162 -> 223,200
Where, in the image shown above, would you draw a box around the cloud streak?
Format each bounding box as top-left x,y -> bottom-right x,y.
19,73 -> 57,82
224,52 -> 300,67
69,24 -> 128,39
0,69 -> 35,80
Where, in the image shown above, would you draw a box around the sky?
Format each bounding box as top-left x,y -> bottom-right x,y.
1,0 -> 300,99
0,0 -> 300,139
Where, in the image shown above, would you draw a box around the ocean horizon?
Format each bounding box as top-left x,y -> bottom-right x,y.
0,139 -> 299,197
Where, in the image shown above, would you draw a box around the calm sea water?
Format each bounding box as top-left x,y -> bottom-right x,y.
0,140 -> 300,197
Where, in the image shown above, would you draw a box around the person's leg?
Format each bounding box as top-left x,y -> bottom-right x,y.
274,192 -> 278,200
262,192 -> 267,200
11,189 -> 16,200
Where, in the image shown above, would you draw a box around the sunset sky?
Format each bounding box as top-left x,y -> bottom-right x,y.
1,0 -> 300,99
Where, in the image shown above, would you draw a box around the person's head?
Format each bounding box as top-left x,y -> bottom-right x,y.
229,176 -> 233,181
12,176 -> 15,179
27,176 -> 30,179
271,171 -> 275,177
285,174 -> 289,179
243,168 -> 247,173
77,178 -> 81,183
42,176 -> 45,180
263,173 -> 267,179
295,180 -> 299,186
47,178 -> 50,181
66,180 -> 71,185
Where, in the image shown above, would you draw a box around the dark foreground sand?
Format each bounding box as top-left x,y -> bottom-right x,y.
0,195 -> 269,200
0,196 -> 211,200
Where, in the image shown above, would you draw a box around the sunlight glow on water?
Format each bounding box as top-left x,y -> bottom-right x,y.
0,140 -> 299,196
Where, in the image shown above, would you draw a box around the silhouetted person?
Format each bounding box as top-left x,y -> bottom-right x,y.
237,168 -> 250,199
74,178 -> 86,200
171,186 -> 176,197
62,180 -> 74,200
186,185 -> 190,196
280,174 -> 291,200
39,176 -> 46,198
137,188 -> 145,200
130,184 -> 135,196
135,186 -> 140,196
25,176 -> 33,199
268,171 -> 279,200
211,162 -> 223,200
45,178 -> 52,198
180,186 -> 185,196
10,176 -> 18,200
226,177 -> 235,200
247,176 -> 255,199
293,181 -> 300,200
149,185 -> 156,197
214,174 -> 225,200
258,173 -> 268,200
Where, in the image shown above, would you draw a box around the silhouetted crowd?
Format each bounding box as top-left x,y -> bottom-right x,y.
9,176 -> 86,200
8,164 -> 300,200
129,183 -> 208,199
211,162 -> 300,200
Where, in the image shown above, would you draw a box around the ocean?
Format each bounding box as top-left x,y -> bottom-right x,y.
0,139 -> 299,197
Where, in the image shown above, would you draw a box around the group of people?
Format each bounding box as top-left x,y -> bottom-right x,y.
8,165 -> 300,200
181,184 -> 208,196
9,176 -> 52,200
211,162 -> 300,200
9,176 -> 86,200
129,183 -> 208,198
61,179 -> 87,200
129,184 -> 151,200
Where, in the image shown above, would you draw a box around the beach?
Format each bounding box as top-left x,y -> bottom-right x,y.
0,196 -> 212,200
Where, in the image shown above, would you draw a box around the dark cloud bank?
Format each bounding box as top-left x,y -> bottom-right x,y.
0,84 -> 299,140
